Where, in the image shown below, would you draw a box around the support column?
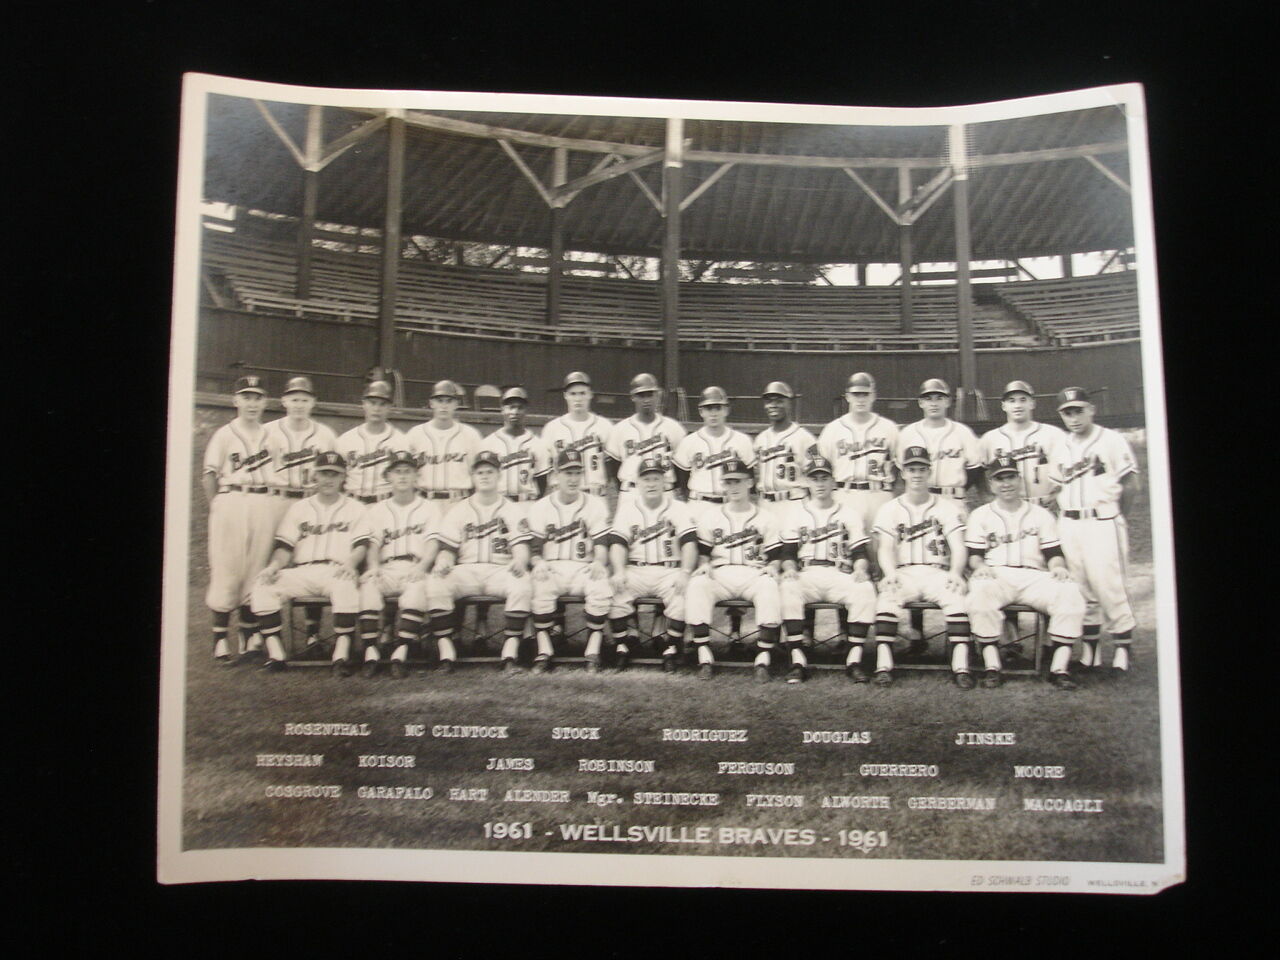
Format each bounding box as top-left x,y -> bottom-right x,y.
377,113 -> 405,371
661,118 -> 684,400
949,125 -> 977,394
897,167 -> 914,334
1061,252 -> 1074,278
854,263 -> 866,286
296,105 -> 323,299
546,147 -> 567,326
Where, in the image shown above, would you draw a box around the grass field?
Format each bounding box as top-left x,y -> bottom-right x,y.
179,408 -> 1166,863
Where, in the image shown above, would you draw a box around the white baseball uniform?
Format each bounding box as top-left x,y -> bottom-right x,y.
816,413 -> 900,534
964,500 -> 1085,642
411,495 -> 532,615
540,413 -> 613,495
686,505 -> 782,628
778,500 -> 876,624
524,492 -> 613,619
358,497 -> 443,611
263,417 -> 339,527
203,419 -> 278,611
753,423 -> 817,514
872,495 -> 968,624
608,496 -> 698,621
405,420 -> 482,500
672,427 -> 756,516
979,422 -> 1066,506
896,419 -> 982,501
606,414 -> 686,501
250,495 -> 372,616
475,428 -> 552,505
1047,426 -> 1138,635
337,422 -> 406,503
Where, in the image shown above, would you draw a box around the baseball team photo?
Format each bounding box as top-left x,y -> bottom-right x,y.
159,76 -> 1183,892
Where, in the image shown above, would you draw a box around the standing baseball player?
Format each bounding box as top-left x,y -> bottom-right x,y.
524,449 -> 614,673
398,451 -> 532,673
606,373 -> 686,508
816,372 -> 899,538
753,381 -> 816,519
979,380 -> 1066,508
778,454 -> 878,684
250,452 -> 372,676
607,456 -> 699,672
966,455 -> 1087,690
475,386 -> 551,510
356,451 -> 443,678
673,386 -> 757,519
872,446 -> 973,687
405,379 -> 482,502
540,372 -> 614,497
202,375 -> 277,663
685,459 -> 784,681
896,378 -> 983,507
338,379 -> 405,506
1048,387 -> 1141,676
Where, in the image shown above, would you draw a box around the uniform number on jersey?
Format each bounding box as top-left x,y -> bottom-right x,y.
663,539 -> 675,559
775,463 -> 796,483
518,468 -> 530,486
575,541 -> 588,560
493,537 -> 509,554
589,453 -> 600,473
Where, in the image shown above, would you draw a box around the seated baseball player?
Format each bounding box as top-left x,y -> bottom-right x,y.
871,445 -> 973,688
685,458 -> 784,681
250,452 -> 372,676
397,451 -> 532,673
778,454 -> 877,684
608,456 -> 699,673
966,456 -> 1087,691
356,451 -> 443,678
525,449 -> 613,674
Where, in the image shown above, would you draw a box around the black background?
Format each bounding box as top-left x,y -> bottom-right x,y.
21,1 -> 1252,952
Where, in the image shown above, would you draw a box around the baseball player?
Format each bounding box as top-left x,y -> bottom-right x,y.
896,378 -> 983,507
778,454 -> 878,684
685,459 -> 784,681
355,451 -> 443,678
606,372 -> 686,508
474,386 -> 551,509
397,451 -> 532,673
872,446 -> 973,687
250,452 -> 372,676
524,449 -> 614,673
979,380 -> 1066,507
816,372 -> 899,538
966,456 -> 1087,690
405,379 -> 482,502
201,375 -> 277,663
753,381 -> 817,519
1048,387 -> 1141,676
337,379 -> 405,506
607,456 -> 699,672
540,372 -> 613,497
673,386 -> 757,519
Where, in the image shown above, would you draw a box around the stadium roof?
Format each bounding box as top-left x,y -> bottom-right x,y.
203,95 -> 1133,264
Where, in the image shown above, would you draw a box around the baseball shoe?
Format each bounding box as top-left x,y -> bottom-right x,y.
262,658 -> 285,673
437,659 -> 455,674
501,658 -> 521,675
531,656 -> 551,675
238,646 -> 265,666
952,671 -> 975,690
981,669 -> 1003,689
331,658 -> 353,679
785,665 -> 807,685
662,654 -> 679,674
213,638 -> 233,663
1110,665 -> 1130,681
845,663 -> 869,683
698,662 -> 714,681
1050,671 -> 1078,691
360,659 -> 380,679
754,663 -> 771,684
614,650 -> 630,673
389,660 -> 409,680
873,669 -> 893,686
584,655 -> 600,675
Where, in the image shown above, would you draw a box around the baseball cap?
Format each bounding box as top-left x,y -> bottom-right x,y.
363,380 -> 393,401
985,455 -> 1019,478
761,380 -> 794,399
900,445 -> 931,467
846,372 -> 875,392
234,375 -> 266,396
472,450 -> 502,471
431,379 -> 464,399
636,456 -> 667,476
629,372 -> 660,395
501,386 -> 529,404
1001,380 -> 1034,399
1057,386 -> 1089,410
720,458 -> 753,480
313,451 -> 346,473
698,386 -> 730,408
563,371 -> 592,389
919,378 -> 950,397
283,376 -> 315,396
383,450 -> 418,473
556,448 -> 585,471
803,454 -> 835,476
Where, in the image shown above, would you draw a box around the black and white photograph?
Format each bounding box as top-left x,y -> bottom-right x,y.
158,74 -> 1183,892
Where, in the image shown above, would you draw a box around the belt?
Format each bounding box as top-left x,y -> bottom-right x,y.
689,492 -> 725,503
901,563 -> 947,570
802,560 -> 837,567
272,488 -> 306,499
294,560 -> 338,566
511,494 -> 536,502
356,493 -> 389,504
419,490 -> 460,500
929,486 -> 966,497
1063,509 -> 1112,520
634,560 -> 680,568
386,554 -> 420,563
838,480 -> 888,491
761,490 -> 805,502
225,484 -> 269,494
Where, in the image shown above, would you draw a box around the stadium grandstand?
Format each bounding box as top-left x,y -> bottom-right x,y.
196,95 -> 1145,427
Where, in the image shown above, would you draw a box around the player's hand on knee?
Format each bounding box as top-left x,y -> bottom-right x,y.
673,569 -> 690,591
509,561 -> 527,579
970,565 -> 994,581
588,561 -> 609,581
610,572 -> 628,593
1050,566 -> 1072,582
358,570 -> 377,584
879,575 -> 899,593
531,561 -> 550,582
434,558 -> 454,577
336,564 -> 357,582
258,566 -> 280,585
781,568 -> 799,582
946,575 -> 967,595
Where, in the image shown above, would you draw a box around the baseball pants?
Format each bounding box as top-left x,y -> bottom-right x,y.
1058,515 -> 1135,634
359,559 -> 420,610
686,566 -> 781,627
250,562 -> 361,615
967,567 -> 1085,641
206,490 -> 278,611
533,560 -> 613,618
876,565 -> 967,625
412,563 -> 532,615
610,565 -> 687,621
781,567 -> 876,623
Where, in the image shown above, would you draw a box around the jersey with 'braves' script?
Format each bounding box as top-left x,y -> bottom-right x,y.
476,428 -> 552,499
275,496 -> 372,564
405,420 -> 482,493
780,500 -> 868,568
204,420 -> 275,488
541,413 -> 613,489
522,493 -> 611,562
606,415 -> 686,488
980,422 -> 1066,503
965,501 -> 1060,571
873,495 -> 965,568
338,423 -> 406,498
816,414 -> 899,486
364,497 -> 441,563
436,496 -> 529,565
674,427 -> 756,497
610,497 -> 698,565
696,506 -> 781,568
264,417 -> 339,491
1048,426 -> 1138,517
896,420 -> 981,490
753,423 -> 818,496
